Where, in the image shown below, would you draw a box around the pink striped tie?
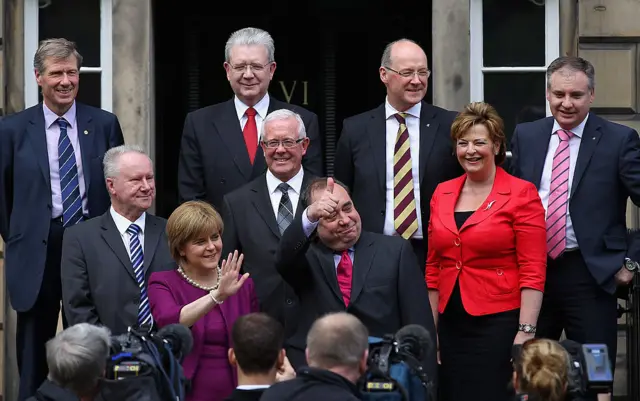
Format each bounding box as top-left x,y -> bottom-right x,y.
546,129 -> 573,259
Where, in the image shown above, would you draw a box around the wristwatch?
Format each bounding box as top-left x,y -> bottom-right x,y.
624,258 -> 639,272
518,323 -> 537,334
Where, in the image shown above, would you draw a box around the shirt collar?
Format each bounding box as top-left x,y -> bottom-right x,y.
552,113 -> 589,138
234,93 -> 270,122
266,167 -> 304,196
385,97 -> 421,120
110,206 -> 146,236
236,385 -> 270,390
43,101 -> 77,130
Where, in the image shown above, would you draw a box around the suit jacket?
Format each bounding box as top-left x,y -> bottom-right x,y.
0,102 -> 124,312
426,167 -> 547,315
275,216 -> 436,382
148,268 -> 259,385
221,172 -> 314,336
510,114 -> 640,293
224,388 -> 266,401
334,101 -> 463,238
177,96 -> 323,211
61,211 -> 173,334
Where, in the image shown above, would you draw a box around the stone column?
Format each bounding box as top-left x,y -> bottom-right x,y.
560,0 -> 578,57
431,0 -> 470,111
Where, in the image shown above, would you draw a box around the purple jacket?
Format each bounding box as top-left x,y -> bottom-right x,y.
148,268 -> 259,384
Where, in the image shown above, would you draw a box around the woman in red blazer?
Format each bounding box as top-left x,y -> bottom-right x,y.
426,102 -> 546,401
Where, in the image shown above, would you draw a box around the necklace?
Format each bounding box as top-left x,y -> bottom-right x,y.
177,265 -> 221,291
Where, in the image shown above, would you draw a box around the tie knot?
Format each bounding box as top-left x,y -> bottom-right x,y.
557,129 -> 574,141
245,107 -> 257,117
57,118 -> 68,130
394,113 -> 407,125
277,183 -> 290,194
127,224 -> 141,235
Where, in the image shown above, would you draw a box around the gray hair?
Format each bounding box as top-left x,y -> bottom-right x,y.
103,144 -> 149,179
261,109 -> 306,141
225,27 -> 275,63
306,312 -> 369,370
546,56 -> 595,91
34,38 -> 83,73
46,323 -> 111,397
381,38 -> 420,68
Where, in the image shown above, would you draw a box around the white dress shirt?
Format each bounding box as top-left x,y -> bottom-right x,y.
234,93 -> 270,142
265,168 -> 304,218
383,99 -> 424,239
538,115 -> 589,250
110,206 -> 147,257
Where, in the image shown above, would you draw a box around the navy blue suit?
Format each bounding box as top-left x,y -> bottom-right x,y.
0,102 -> 124,400
510,113 -> 640,370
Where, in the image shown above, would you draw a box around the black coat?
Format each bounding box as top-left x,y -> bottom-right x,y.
259,367 -> 361,401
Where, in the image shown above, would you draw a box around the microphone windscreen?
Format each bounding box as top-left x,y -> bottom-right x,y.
395,324 -> 434,359
157,324 -> 194,357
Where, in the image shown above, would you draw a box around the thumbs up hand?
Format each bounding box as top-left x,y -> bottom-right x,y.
307,178 -> 339,223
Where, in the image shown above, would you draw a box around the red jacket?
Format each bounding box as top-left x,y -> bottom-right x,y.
426,167 -> 547,316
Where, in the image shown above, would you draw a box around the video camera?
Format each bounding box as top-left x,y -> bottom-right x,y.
513,340 -> 613,401
360,324 -> 435,401
96,324 -> 193,401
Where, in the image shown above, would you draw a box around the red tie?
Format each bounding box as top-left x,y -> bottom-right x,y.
243,107 -> 258,164
336,250 -> 353,306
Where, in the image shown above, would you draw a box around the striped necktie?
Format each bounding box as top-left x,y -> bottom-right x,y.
57,118 -> 83,226
127,224 -> 153,327
546,129 -> 574,259
393,113 -> 418,239
276,183 -> 294,234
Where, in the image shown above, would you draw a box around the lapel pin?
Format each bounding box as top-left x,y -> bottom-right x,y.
592,137 -> 596,140
426,123 -> 430,127
485,200 -> 496,211
84,130 -> 89,135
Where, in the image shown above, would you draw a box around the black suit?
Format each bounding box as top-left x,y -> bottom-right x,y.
334,101 -> 463,269
275,215 -> 436,383
178,96 -> 323,211
0,103 -> 124,401
221,171 -> 314,339
61,211 -> 173,334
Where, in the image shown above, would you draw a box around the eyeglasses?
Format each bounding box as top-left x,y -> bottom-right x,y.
262,138 -> 305,149
227,62 -> 272,73
385,67 -> 431,79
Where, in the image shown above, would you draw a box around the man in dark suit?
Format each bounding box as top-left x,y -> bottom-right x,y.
275,177 -> 435,381
222,109 -> 314,341
61,145 -> 173,335
0,38 -> 124,401
334,38 -> 463,271
510,56 -> 640,374
178,27 -> 323,212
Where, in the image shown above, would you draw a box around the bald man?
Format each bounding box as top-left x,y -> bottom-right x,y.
334,38 -> 463,271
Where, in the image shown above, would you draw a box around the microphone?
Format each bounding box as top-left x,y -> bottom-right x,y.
156,324 -> 194,362
395,324 -> 434,362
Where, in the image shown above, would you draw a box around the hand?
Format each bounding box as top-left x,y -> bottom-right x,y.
615,265 -> 634,286
276,355 -> 296,382
513,331 -> 535,345
306,178 -> 338,222
216,250 -> 250,301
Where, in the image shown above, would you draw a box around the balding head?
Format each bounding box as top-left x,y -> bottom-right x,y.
379,39 -> 429,112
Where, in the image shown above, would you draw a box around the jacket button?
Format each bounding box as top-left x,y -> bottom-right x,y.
42,240 -> 47,245
220,178 -> 226,184
286,298 -> 293,305
380,210 -> 385,216
456,261 -> 462,270
454,237 -> 461,246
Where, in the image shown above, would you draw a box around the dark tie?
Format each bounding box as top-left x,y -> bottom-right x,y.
546,129 -> 574,259
57,118 -> 83,226
336,250 -> 353,306
276,183 -> 294,234
243,107 -> 258,164
127,224 -> 153,327
393,113 -> 418,239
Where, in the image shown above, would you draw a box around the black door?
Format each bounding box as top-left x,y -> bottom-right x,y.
153,0 -> 433,217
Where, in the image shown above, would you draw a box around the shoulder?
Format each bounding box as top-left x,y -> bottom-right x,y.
150,268 -> 179,284
344,105 -> 382,125
433,174 -> 466,197
271,97 -> 318,119
76,102 -> 118,121
366,231 -> 406,250
224,177 -> 261,204
0,105 -> 40,130
514,117 -> 553,135
593,114 -> 638,139
64,215 -> 103,238
146,213 -> 168,227
423,102 -> 458,122
186,102 -> 227,121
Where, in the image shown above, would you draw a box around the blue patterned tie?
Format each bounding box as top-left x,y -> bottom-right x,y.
127,224 -> 153,327
57,118 -> 84,226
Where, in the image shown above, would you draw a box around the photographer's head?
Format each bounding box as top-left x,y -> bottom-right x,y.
514,338 -> 570,401
306,312 -> 369,384
46,323 -> 111,400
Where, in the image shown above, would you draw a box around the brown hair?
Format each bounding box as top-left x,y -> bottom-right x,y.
547,56 -> 595,91
516,339 -> 570,401
166,200 -> 224,263
450,102 -> 507,165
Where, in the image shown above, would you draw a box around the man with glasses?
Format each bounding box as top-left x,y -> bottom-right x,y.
221,109 -> 316,368
334,38 -> 463,272
178,27 -> 323,212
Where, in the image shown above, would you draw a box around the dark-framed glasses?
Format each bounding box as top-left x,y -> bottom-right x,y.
385,67 -> 431,79
227,62 -> 272,73
262,138 -> 305,149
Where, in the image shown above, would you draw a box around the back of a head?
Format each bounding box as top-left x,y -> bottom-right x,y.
46,323 -> 112,398
516,339 -> 570,401
232,313 -> 284,375
306,312 -> 369,371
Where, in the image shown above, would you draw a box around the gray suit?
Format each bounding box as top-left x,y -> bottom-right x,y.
61,211 -> 173,334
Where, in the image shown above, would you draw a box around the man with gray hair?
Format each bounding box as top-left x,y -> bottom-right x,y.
178,27 -> 323,213
260,312 -> 368,401
27,323 -> 111,401
0,37 -> 123,400
61,145 -> 172,334
222,109 -> 315,369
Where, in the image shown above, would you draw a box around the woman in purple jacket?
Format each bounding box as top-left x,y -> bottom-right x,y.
148,200 -> 258,401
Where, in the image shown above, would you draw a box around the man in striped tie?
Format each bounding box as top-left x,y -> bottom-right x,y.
61,145 -> 173,336
510,56 -> 640,394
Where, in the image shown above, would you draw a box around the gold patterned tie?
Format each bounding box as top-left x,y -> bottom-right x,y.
393,113 -> 418,239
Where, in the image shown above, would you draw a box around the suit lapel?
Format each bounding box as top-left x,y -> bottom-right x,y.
418,102 -> 439,184
460,168 -> 512,231
27,105 -> 51,188
368,105 -> 387,197
214,99 -> 253,179
531,118 -> 554,188
100,212 -> 136,281
436,176 -> 466,235
250,177 -> 281,239
143,215 -> 162,273
76,103 -> 96,194
571,114 -> 602,198
313,244 -> 344,304
349,232 -> 376,305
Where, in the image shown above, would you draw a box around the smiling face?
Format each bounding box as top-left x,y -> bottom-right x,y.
547,67 -> 594,130
35,55 -> 79,116
106,152 -> 155,219
313,184 -> 361,251
180,230 -> 223,273
261,116 -> 309,182
455,123 -> 500,178
224,44 -> 276,107
379,41 -> 429,112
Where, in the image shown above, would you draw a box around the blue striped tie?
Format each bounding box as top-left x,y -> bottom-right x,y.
127,224 -> 153,327
57,119 -> 84,227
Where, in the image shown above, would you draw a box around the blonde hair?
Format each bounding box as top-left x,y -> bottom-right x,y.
450,102 -> 507,165
516,339 -> 570,401
166,200 -> 224,263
